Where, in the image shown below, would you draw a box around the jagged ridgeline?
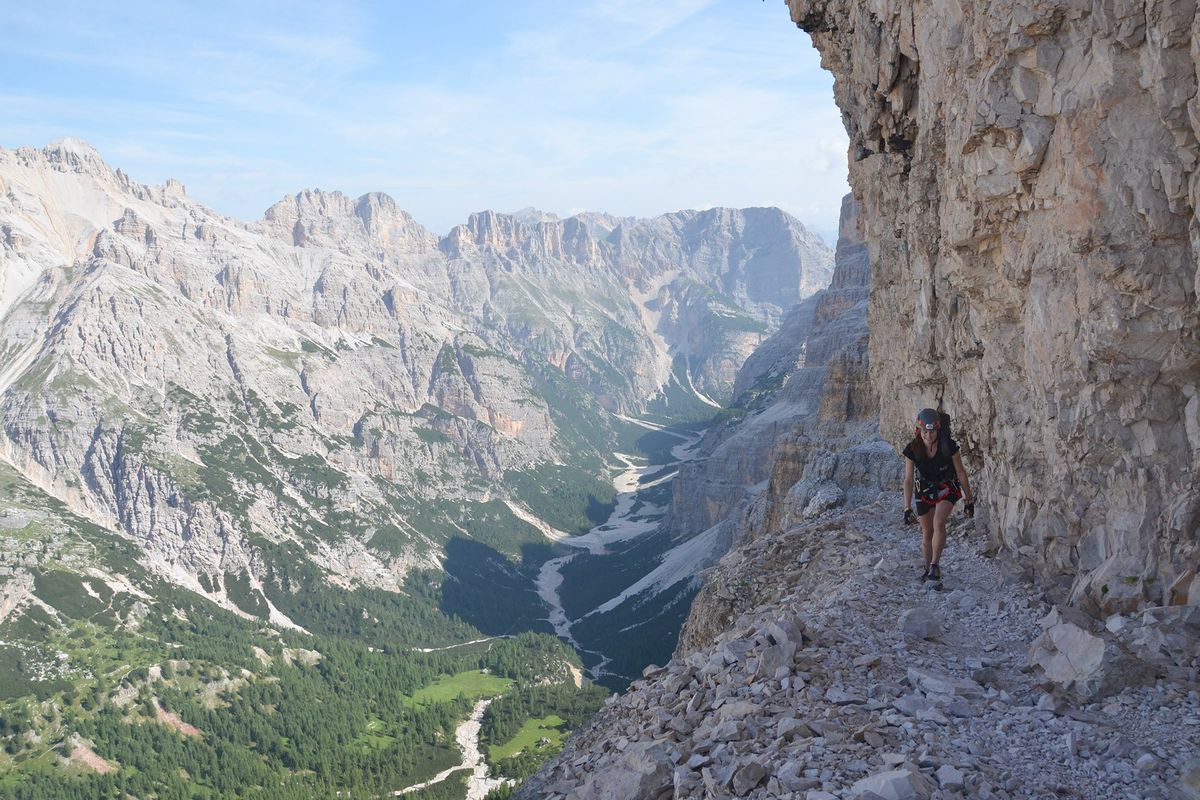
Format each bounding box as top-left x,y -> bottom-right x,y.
0,140 -> 832,796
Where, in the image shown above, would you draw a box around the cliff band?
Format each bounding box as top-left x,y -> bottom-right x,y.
788,0 -> 1199,611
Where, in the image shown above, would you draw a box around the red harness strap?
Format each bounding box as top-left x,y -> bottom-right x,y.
918,481 -> 962,504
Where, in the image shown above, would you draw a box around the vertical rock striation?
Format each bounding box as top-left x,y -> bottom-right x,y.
787,0 -> 1200,612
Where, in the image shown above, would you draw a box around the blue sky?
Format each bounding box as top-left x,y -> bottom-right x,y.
0,0 -> 848,240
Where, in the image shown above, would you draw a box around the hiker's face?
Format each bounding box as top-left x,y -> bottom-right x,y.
921,428 -> 938,445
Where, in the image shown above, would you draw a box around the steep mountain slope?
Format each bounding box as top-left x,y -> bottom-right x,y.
0,140 -> 832,631
667,194 -> 890,546
670,194 -> 901,651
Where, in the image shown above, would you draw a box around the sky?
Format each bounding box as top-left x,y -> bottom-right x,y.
0,0 -> 849,241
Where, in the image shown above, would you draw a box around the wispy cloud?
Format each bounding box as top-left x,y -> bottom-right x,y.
0,0 -> 848,234
581,0 -> 718,43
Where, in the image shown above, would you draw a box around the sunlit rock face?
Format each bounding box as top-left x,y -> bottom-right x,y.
788,0 -> 1200,611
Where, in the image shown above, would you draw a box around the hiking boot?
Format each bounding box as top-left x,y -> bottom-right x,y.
919,566 -> 930,582
929,563 -> 941,582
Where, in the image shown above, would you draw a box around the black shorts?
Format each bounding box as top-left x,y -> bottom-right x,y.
916,481 -> 962,516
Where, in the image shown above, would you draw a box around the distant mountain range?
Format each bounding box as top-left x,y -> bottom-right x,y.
0,138 -> 832,633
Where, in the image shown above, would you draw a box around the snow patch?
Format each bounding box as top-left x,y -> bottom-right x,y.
412,635 -> 508,654
86,568 -> 153,600
682,360 -> 722,408
586,524 -> 725,617
502,499 -> 570,542
244,570 -> 309,633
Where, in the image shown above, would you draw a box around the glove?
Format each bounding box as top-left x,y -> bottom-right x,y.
964,500 -> 975,518
903,508 -> 917,526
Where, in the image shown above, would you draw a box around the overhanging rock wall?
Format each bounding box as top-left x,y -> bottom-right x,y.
786,0 -> 1199,612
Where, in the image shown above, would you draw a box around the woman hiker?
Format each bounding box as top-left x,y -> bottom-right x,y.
902,408 -> 975,582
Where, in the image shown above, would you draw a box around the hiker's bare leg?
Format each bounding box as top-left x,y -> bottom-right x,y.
932,501 -> 953,564
919,510 -> 934,567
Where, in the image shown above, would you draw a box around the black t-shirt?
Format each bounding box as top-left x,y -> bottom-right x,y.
903,438 -> 960,489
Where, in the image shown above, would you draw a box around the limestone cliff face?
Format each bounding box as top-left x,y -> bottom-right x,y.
787,0 -> 1200,613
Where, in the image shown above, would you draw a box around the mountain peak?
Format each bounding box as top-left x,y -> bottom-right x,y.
507,207 -> 561,225
262,188 -> 434,251
30,137 -> 114,178
45,136 -> 102,159
264,188 -> 355,221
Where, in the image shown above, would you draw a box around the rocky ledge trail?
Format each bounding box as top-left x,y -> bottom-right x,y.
516,494 -> 1200,799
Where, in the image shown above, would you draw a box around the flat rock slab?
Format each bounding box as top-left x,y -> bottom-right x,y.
850,764 -> 935,800
900,606 -> 941,639
907,667 -> 983,698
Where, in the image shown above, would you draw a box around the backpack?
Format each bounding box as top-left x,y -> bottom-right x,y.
938,409 -> 953,451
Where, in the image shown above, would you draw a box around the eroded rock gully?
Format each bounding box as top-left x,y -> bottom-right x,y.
516,497 -> 1200,799
787,0 -> 1199,611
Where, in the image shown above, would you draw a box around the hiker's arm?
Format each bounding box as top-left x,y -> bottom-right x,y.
952,452 -> 972,501
903,458 -> 914,510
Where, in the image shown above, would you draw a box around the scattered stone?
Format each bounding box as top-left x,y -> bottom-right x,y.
764,617 -> 806,648
827,686 -> 867,705
511,497 -> 1195,800
1105,736 -> 1134,757
642,663 -> 665,679
942,698 -> 974,720
916,708 -> 949,725
900,607 -> 941,639
731,761 -> 768,794
1028,606 -> 1157,699
850,763 -> 935,800
778,717 -> 815,739
936,764 -> 964,790
907,667 -> 983,698
574,741 -> 672,799
893,693 -> 931,715
863,729 -> 886,748
1180,755 -> 1200,800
